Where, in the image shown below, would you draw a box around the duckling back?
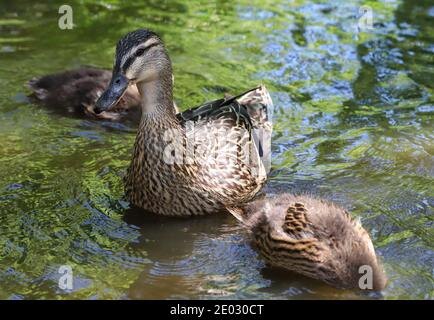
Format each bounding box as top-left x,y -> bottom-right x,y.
230,194 -> 387,291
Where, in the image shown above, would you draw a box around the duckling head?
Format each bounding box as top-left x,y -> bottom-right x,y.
95,29 -> 172,113
317,214 -> 388,291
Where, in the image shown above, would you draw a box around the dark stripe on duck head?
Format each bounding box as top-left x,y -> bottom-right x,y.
122,42 -> 162,73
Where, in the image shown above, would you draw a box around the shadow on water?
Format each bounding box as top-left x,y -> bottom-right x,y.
122,208 -> 235,299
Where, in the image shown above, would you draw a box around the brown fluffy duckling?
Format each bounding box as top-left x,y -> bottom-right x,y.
27,67 -> 143,121
228,194 -> 387,291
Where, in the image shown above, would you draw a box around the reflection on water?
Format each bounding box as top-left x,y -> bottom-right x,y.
0,0 -> 433,299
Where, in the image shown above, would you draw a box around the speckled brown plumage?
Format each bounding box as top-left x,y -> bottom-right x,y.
228,194 -> 387,290
124,86 -> 273,216
95,29 -> 273,216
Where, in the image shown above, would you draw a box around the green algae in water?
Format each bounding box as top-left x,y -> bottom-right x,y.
0,0 -> 433,299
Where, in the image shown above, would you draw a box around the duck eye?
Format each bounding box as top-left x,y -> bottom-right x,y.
135,48 -> 146,57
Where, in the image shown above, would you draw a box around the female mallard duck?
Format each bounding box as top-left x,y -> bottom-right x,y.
27,67 -> 143,121
228,194 -> 387,290
94,29 -> 273,216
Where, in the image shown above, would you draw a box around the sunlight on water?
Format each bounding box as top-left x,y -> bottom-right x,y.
0,0 -> 432,299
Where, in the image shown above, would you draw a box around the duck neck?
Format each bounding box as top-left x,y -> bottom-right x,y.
136,69 -> 176,121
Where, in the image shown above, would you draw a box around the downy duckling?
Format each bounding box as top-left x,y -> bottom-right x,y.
228,194 -> 387,291
27,67 -> 142,121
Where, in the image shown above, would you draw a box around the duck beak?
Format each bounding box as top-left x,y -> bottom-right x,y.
95,73 -> 129,113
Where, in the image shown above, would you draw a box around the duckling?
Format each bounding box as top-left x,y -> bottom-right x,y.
228,194 -> 387,291
27,67 -> 142,121
94,29 -> 273,216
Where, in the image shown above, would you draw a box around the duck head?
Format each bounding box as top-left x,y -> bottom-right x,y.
95,29 -> 172,113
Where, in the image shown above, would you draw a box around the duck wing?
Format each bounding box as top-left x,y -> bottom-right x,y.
177,85 -> 273,170
177,85 -> 273,205
176,86 -> 259,124
236,85 -> 273,173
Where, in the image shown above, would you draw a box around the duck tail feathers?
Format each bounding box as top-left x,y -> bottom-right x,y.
237,85 -> 273,174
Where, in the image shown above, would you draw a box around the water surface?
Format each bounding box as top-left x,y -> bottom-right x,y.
0,0 -> 433,299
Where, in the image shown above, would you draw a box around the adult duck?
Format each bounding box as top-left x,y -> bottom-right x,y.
95,29 -> 273,216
